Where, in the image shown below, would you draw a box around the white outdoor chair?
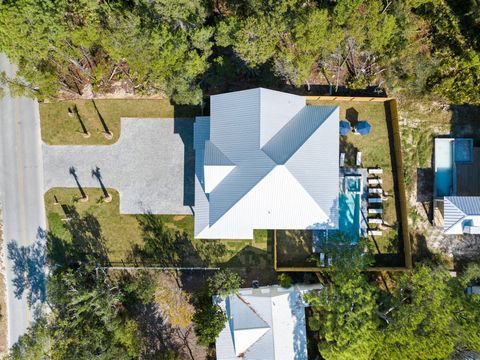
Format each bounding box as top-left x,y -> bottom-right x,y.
356,152 -> 362,166
368,168 -> 383,175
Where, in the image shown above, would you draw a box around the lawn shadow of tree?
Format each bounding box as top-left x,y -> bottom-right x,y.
134,303 -> 204,360
47,205 -> 109,268
412,232 -> 443,265
223,245 -> 275,285
130,213 -> 226,268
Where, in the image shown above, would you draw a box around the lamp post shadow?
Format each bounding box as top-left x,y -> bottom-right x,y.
69,166 -> 88,202
91,99 -> 113,139
92,166 -> 111,202
72,105 -> 90,138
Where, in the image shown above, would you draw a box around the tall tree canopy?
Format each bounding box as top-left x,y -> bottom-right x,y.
1,0 -> 479,104
0,0 -> 211,103
306,255 -> 480,360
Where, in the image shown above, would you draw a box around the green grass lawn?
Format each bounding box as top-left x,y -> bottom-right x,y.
45,188 -> 271,268
40,99 -> 199,145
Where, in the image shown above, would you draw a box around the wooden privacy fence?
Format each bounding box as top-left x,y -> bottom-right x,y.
306,96 -> 394,102
274,97 -> 412,272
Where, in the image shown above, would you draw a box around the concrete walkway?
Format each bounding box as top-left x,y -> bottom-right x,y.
43,118 -> 194,215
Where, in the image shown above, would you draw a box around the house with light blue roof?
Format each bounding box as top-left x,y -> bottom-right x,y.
434,138 -> 480,234
214,284 -> 322,360
193,88 -> 340,239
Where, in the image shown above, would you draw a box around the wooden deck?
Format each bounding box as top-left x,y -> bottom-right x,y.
456,147 -> 480,195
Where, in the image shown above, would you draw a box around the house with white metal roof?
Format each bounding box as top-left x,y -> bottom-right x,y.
215,284 -> 322,360
194,88 -> 340,239
443,196 -> 480,234
433,138 -> 480,234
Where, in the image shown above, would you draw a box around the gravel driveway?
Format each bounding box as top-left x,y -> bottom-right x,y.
43,118 -> 194,215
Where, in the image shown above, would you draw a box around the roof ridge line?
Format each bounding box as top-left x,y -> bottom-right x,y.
208,154 -> 276,226
445,197 -> 466,216
444,216 -> 466,233
261,105 -> 338,165
236,294 -> 270,329
235,293 -> 272,355
281,166 -> 326,215
205,140 -> 236,166
444,197 -> 466,233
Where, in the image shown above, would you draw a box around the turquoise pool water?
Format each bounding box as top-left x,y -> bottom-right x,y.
345,176 -> 361,193
435,139 -> 453,197
338,193 -> 360,242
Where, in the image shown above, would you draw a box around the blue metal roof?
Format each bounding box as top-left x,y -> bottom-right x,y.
444,196 -> 480,232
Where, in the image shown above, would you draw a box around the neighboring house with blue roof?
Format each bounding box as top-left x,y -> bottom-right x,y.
434,138 -> 480,234
194,88 -> 339,239
443,197 -> 480,234
214,284 -> 322,360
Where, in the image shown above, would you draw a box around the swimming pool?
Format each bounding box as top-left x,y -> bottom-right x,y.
435,139 -> 453,197
338,193 -> 361,242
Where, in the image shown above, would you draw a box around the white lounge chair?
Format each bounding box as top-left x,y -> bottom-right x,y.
368,230 -> 383,236
368,178 -> 383,185
369,188 -> 383,194
356,152 -> 362,166
319,253 -> 325,267
368,218 -> 383,224
368,197 -> 382,204
368,208 -> 383,214
340,153 -> 345,167
368,168 -> 383,175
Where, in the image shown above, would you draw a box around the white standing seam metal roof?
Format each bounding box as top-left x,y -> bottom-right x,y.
194,88 -> 340,239
444,196 -> 480,234
215,284 -> 322,360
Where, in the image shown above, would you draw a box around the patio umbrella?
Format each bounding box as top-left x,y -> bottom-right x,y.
339,120 -> 351,136
356,121 -> 372,136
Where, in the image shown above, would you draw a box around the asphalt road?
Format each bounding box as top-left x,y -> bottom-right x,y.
0,54 -> 46,347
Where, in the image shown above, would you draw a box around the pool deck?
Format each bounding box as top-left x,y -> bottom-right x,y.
456,147 -> 480,196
